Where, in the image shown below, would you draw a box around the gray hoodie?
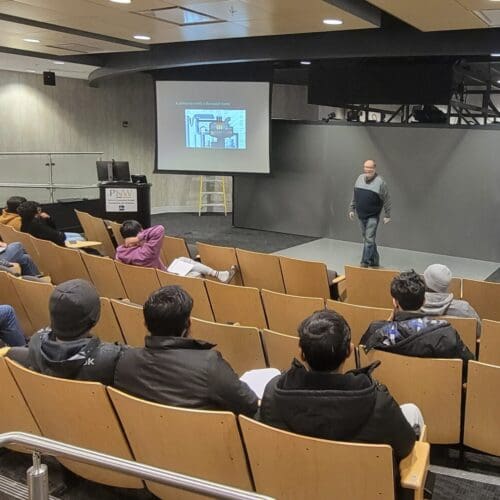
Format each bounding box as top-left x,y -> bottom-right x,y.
421,292 -> 481,337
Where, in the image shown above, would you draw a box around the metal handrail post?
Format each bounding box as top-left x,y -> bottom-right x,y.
27,451 -> 49,500
0,433 -> 272,500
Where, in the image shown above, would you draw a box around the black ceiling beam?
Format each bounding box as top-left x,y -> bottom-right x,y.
88,23 -> 500,84
324,0 -> 381,26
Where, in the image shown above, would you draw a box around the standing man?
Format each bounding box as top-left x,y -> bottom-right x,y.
349,160 -> 391,268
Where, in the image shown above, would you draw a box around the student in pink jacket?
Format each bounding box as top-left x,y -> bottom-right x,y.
115,220 -> 237,283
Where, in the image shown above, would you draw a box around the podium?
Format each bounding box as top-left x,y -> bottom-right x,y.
99,182 -> 151,228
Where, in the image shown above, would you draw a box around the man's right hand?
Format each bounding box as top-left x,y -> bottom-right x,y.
348,212 -> 355,221
124,236 -> 140,248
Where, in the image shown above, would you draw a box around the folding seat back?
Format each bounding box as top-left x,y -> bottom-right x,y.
479,319 -> 500,366
344,265 -> 399,308
115,261 -> 161,305
190,317 -> 266,375
463,278 -> 500,321
81,252 -> 127,299
261,289 -> 324,337
197,242 -> 242,285
156,270 -> 214,321
161,235 -> 191,267
93,297 -> 126,344
205,280 -> 267,329
359,349 -> 463,444
7,359 -> 142,488
236,248 -> 285,292
109,388 -> 252,500
111,299 -> 148,347
279,255 -> 331,299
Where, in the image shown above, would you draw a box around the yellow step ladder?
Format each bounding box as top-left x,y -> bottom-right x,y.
198,176 -> 228,216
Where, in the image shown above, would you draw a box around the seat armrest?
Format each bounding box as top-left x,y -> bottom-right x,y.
400,441 -> 430,491
331,274 -> 346,285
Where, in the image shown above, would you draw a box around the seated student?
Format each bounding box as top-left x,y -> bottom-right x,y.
0,305 -> 26,347
259,309 -> 421,462
114,285 -> 258,416
7,279 -> 126,385
0,240 -> 40,276
18,201 -> 66,246
115,220 -> 237,283
0,196 -> 26,230
421,264 -> 481,337
360,270 -> 474,361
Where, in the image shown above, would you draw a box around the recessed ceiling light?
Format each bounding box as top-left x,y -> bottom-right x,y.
52,61 -> 65,65
110,0 -> 132,4
492,53 -> 500,57
133,34 -> 151,40
323,19 -> 343,26
23,38 -> 40,43
300,61 -> 311,65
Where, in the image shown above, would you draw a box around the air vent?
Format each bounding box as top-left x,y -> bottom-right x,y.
137,6 -> 223,26
45,43 -> 101,54
474,10 -> 500,27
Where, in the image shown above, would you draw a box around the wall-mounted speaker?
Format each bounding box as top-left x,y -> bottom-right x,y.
43,71 -> 56,86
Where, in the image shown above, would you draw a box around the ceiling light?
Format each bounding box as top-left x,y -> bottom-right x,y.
492,53 -> 500,57
300,61 -> 311,65
323,19 -> 343,26
133,34 -> 151,40
52,61 -> 64,65
110,0 -> 131,4
23,38 -> 40,43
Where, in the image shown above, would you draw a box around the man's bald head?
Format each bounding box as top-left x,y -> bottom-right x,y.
363,160 -> 377,180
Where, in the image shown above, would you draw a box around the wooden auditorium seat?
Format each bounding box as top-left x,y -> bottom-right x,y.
80,252 -> 127,299
108,388 -> 253,500
190,317 -> 266,375
0,270 -> 33,334
462,278 -> 500,321
93,297 -> 126,344
156,270 -> 214,321
197,241 -> 242,286
7,359 -> 142,489
108,220 -> 124,246
261,288 -> 324,337
235,248 -> 285,292
115,261 -> 161,305
161,235 -> 191,267
442,316 -> 478,358
479,319 -> 500,366
205,280 -> 267,329
110,299 -> 148,347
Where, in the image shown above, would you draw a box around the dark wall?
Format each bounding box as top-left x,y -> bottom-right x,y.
234,121 -> 500,262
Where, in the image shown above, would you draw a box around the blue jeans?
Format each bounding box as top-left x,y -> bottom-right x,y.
2,242 -> 39,276
0,305 -> 26,346
359,216 -> 380,266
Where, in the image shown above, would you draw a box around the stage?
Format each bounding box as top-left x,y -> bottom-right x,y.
274,238 -> 500,281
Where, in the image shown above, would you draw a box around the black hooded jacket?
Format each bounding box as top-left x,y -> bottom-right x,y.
7,329 -> 125,385
259,359 -> 416,462
360,311 -> 474,361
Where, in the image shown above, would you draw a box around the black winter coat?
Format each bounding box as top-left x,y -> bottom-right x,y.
113,335 -> 258,417
7,329 -> 125,385
21,217 -> 65,246
259,359 -> 416,462
360,311 -> 475,361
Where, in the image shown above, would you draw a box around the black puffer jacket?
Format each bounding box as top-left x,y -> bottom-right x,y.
259,359 -> 416,461
7,329 -> 125,385
113,335 -> 258,417
360,311 -> 474,361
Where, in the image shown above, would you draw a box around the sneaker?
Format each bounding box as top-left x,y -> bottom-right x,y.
217,265 -> 238,284
360,263 -> 369,268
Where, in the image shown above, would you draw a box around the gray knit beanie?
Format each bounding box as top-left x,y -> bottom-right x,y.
423,264 -> 452,293
49,279 -> 101,339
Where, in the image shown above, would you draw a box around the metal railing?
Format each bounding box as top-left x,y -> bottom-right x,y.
0,152 -> 103,202
0,432 -> 272,500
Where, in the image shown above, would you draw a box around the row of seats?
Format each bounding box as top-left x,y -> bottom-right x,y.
2,268 -> 500,448
3,265 -> 496,366
0,354 -> 430,500
3,214 -> 500,324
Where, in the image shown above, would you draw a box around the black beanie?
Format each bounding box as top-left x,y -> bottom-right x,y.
49,279 -> 101,339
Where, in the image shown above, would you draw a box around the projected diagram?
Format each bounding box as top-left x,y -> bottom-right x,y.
185,110 -> 246,149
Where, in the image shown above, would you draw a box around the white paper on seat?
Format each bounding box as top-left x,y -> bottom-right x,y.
167,258 -> 194,277
240,368 -> 281,399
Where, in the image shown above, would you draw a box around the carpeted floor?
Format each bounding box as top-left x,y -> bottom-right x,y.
151,212 -> 316,254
